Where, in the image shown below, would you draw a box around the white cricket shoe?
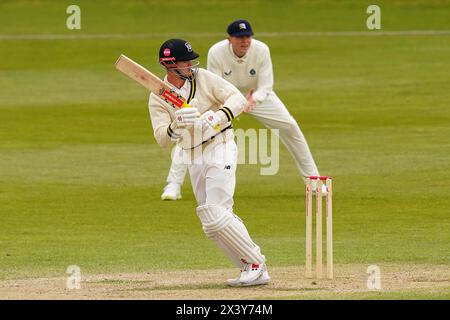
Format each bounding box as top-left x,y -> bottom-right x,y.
311,181 -> 328,196
227,264 -> 270,287
227,270 -> 271,287
160,182 -> 182,201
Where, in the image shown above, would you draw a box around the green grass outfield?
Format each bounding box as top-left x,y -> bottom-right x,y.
0,0 -> 449,299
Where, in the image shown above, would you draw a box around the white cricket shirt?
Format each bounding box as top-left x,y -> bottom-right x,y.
207,39 -> 274,103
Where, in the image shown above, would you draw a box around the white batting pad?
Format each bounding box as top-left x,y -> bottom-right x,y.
196,204 -> 265,266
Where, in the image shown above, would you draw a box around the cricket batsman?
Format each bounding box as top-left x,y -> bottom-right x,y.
148,38 -> 270,286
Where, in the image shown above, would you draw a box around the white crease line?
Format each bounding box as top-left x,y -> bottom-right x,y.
0,30 -> 450,40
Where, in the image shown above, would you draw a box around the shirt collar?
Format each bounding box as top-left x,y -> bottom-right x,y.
163,75 -> 190,100
164,75 -> 189,90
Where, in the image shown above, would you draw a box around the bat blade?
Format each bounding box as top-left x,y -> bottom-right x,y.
115,54 -> 186,109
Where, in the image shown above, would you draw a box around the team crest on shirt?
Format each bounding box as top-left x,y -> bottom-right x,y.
249,68 -> 256,76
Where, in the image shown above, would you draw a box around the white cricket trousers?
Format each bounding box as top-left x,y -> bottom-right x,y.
166,145 -> 188,185
187,139 -> 237,209
249,93 -> 319,180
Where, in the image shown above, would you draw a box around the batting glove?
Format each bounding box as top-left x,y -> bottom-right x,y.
200,110 -> 222,131
174,107 -> 200,127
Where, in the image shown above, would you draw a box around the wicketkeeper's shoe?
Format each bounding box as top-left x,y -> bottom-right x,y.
311,181 -> 328,196
160,182 -> 182,201
226,265 -> 270,287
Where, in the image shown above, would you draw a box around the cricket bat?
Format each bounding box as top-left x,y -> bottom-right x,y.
115,54 -> 221,131
115,54 -> 189,109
